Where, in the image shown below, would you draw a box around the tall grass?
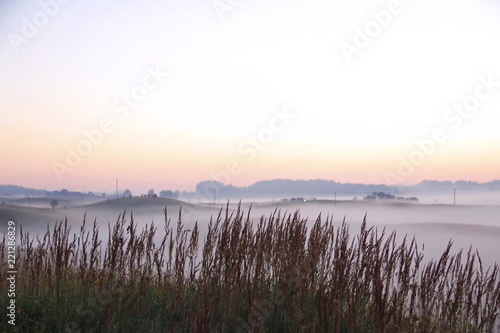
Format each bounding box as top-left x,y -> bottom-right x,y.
1,204 -> 499,332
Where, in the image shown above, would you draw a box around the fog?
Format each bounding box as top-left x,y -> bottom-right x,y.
2,196 -> 499,269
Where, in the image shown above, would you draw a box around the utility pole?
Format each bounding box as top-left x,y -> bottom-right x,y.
213,188 -> 216,206
453,188 -> 456,206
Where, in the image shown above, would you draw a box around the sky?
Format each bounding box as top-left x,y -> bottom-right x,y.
1,0 -> 500,194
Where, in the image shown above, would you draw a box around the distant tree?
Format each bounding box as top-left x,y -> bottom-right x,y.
123,189 -> 132,197
377,192 -> 395,199
50,200 -> 58,209
159,190 -> 178,199
147,189 -> 155,197
364,192 -> 396,200
397,196 -> 419,201
363,194 -> 376,200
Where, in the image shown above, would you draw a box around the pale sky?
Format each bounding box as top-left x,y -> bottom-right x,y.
1,0 -> 500,193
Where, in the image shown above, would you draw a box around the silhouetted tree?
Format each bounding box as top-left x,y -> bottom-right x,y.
160,190 -> 178,199
50,200 -> 58,209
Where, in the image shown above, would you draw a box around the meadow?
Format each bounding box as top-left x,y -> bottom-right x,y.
1,203 -> 499,332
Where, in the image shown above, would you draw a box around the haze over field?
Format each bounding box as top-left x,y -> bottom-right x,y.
0,1 -> 499,271
2,2 -> 500,331
1,196 -> 499,269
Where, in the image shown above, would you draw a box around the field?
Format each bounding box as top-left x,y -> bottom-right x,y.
1,199 -> 500,332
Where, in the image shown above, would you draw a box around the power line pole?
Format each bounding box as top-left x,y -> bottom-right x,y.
213,188 -> 216,206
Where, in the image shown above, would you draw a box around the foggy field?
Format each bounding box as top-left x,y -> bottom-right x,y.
3,0 -> 500,330
2,197 -> 499,268
2,197 -> 499,332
